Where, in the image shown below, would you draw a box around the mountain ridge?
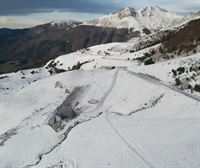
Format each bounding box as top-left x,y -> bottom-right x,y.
85,6 -> 182,31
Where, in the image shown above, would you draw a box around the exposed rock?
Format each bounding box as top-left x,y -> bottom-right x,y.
49,86 -> 87,131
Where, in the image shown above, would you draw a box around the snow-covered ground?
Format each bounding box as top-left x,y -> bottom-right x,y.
1,41 -> 200,168
130,53 -> 200,96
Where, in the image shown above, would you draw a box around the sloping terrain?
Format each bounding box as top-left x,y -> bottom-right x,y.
1,6 -> 198,74
126,18 -> 200,67
162,18 -> 200,52
0,36 -> 200,167
0,22 -> 139,74
0,6 -> 200,168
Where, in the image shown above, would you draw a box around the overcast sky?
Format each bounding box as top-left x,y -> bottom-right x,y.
0,0 -> 199,28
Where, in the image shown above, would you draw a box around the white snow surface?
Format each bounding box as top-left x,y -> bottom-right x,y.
0,41 -> 200,168
84,6 -> 182,32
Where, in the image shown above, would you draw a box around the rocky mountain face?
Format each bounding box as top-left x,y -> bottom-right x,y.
163,19 -> 200,51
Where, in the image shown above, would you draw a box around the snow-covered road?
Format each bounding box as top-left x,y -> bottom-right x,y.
125,68 -> 200,102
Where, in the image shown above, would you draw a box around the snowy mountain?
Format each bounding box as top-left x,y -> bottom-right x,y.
0,7 -> 200,168
85,6 -> 182,32
50,20 -> 81,29
1,6 -> 198,75
180,11 -> 200,25
1,38 -> 200,167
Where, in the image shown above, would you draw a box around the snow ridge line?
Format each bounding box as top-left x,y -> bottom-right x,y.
105,111 -> 156,168
0,103 -> 56,147
111,94 -> 164,116
23,112 -> 103,168
0,128 -> 18,146
124,68 -> 200,103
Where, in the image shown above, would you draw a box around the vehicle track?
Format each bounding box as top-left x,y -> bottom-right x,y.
84,69 -> 120,114
105,111 -> 156,168
101,68 -> 157,168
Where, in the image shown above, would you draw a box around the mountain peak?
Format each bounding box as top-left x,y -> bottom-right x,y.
84,5 -> 182,31
117,7 -> 137,17
139,6 -> 169,17
143,6 -> 167,11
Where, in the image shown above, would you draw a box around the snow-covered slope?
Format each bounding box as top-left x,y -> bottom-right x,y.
179,11 -> 200,26
1,38 -> 200,167
138,6 -> 182,30
85,6 -> 182,32
50,20 -> 81,29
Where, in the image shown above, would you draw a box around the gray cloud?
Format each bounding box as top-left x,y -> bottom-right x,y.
111,0 -> 199,15
0,0 -> 198,28
0,0 -> 120,15
0,0 -> 198,16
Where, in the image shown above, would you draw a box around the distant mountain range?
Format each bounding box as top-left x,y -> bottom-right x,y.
0,6 -> 199,74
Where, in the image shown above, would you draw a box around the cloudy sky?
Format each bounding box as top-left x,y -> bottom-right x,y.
0,0 -> 199,28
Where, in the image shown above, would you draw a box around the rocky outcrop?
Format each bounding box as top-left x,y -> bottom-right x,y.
49,86 -> 87,131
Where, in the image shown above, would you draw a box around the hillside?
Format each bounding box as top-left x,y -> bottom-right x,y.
0,23 -> 139,74
0,40 -> 200,167
0,6 -> 200,168
0,6 -> 197,74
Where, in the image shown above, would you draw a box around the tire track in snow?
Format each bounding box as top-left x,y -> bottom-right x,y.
105,111 -> 156,168
122,68 -> 200,167
88,69 -> 120,112
98,68 -> 157,168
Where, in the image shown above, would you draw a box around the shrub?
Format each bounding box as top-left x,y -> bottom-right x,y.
193,49 -> 196,53
159,47 -> 164,53
144,58 -> 155,65
175,78 -> 181,86
151,49 -> 155,55
177,67 -> 185,74
135,52 -> 151,62
172,69 -> 177,76
194,84 -> 200,92
188,84 -> 192,89
144,52 -> 151,57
